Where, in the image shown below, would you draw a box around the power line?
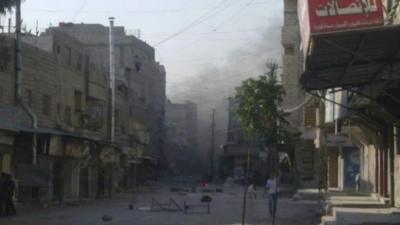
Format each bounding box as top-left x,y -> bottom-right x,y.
160,48 -> 278,63
146,37 -> 254,41
140,27 -> 270,36
26,1 -> 271,15
72,0 -> 89,22
154,0 -> 235,47
211,0 -> 257,32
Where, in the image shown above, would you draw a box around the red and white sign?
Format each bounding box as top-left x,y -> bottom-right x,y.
298,0 -> 384,53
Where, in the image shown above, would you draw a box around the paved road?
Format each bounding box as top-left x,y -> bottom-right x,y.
0,186 -> 320,225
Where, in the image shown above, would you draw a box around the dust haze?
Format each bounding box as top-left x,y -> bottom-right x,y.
167,20 -> 283,175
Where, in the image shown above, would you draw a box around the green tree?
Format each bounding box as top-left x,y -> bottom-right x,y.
234,62 -> 288,170
0,0 -> 16,14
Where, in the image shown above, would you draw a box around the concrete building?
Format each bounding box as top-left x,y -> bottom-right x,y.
294,0 -> 400,211
26,22 -> 166,187
164,100 -> 198,175
281,0 -> 320,188
0,21 -> 166,203
40,23 -> 166,162
220,98 -> 269,184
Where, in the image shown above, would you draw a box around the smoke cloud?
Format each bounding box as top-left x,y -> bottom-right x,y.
167,20 -> 283,175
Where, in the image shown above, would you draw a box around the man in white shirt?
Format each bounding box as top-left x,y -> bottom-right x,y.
266,172 -> 279,218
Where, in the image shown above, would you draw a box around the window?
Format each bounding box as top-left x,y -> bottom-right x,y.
76,53 -> 83,71
74,90 -> 82,112
119,46 -> 125,67
134,55 -> 141,72
56,45 -> 61,54
65,46 -> 72,66
84,56 -> 90,75
115,109 -> 119,134
27,89 -> 33,107
0,47 -> 10,72
65,106 -> 72,125
42,95 -> 51,115
57,104 -> 61,115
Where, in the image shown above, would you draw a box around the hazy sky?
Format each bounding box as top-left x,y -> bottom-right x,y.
0,0 -> 283,86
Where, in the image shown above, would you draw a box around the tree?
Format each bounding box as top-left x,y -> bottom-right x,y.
0,0 -> 17,14
234,62 -> 288,170
235,62 -> 288,225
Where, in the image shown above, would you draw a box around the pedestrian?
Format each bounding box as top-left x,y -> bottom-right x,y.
266,171 -> 279,218
247,181 -> 257,198
355,173 -> 360,192
0,173 -> 5,216
4,174 -> 16,216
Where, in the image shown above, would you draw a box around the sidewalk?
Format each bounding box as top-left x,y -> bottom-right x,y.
320,190 -> 400,225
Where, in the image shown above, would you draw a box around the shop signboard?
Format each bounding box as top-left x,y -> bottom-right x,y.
298,0 -> 384,56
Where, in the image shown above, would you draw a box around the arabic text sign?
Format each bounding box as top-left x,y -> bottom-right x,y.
308,0 -> 384,33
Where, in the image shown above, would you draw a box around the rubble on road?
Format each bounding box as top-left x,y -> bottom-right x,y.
102,215 -> 112,222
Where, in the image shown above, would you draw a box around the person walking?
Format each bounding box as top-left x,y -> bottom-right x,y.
247,181 -> 257,198
4,174 -> 16,216
355,173 -> 360,192
266,172 -> 279,218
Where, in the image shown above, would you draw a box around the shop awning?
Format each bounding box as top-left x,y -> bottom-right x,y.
17,126 -> 118,147
301,25 -> 400,91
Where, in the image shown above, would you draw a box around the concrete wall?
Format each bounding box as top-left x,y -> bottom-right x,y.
43,24 -> 166,158
282,0 -> 320,187
282,0 -> 304,127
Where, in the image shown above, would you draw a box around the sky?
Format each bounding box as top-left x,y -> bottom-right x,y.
1,0 -> 284,162
0,0 -> 283,98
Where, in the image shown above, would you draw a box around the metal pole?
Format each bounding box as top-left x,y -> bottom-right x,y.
109,17 -> 115,142
8,18 -> 11,35
389,124 -> 395,207
241,147 -> 251,225
14,0 -> 37,165
15,0 -> 21,102
210,108 -> 216,181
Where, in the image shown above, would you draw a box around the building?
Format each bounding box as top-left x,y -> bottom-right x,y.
36,23 -> 166,160
30,22 -> 166,186
281,0 -> 320,188
164,100 -> 198,175
295,0 -> 400,209
220,98 -> 269,184
0,21 -> 166,202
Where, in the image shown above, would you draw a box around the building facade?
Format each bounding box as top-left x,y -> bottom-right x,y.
281,0 -> 320,188
164,100 -> 198,176
0,21 -> 166,202
294,0 -> 400,209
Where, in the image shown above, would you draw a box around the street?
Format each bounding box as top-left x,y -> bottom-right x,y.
0,186 -> 319,225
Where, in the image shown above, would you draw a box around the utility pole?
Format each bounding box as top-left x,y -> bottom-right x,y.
15,0 -> 22,102
108,17 -> 115,142
209,108 -> 216,181
14,0 -> 37,166
107,17 -> 116,199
